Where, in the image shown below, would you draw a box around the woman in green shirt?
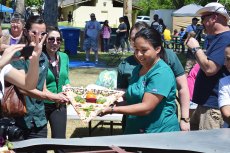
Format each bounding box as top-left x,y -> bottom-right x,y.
43,26 -> 70,153
102,28 -> 180,134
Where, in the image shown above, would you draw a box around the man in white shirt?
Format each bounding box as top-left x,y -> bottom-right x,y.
218,44 -> 230,126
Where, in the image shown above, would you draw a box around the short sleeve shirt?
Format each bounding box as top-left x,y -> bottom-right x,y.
117,22 -> 127,37
165,49 -> 185,77
117,51 -> 184,89
186,25 -> 196,33
193,31 -> 230,108
124,60 -> 180,134
218,76 -> 230,108
85,20 -> 101,39
11,52 -> 49,129
117,55 -> 138,89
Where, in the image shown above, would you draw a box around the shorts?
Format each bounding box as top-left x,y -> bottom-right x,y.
83,37 -> 98,52
190,105 -> 224,130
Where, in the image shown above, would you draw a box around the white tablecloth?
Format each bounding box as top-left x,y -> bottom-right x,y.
67,105 -> 123,121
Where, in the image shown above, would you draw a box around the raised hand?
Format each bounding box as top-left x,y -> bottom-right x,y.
29,30 -> 47,59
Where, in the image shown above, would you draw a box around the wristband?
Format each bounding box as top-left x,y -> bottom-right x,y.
191,47 -> 201,55
181,117 -> 190,123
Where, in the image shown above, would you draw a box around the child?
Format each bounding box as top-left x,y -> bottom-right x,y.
218,44 -> 230,127
173,29 -> 179,36
101,20 -> 111,52
178,28 -> 186,52
187,63 -> 199,117
184,31 -> 197,74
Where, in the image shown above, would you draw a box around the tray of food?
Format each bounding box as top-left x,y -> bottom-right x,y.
63,85 -> 124,123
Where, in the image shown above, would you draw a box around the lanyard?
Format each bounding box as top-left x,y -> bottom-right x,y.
47,53 -> 60,90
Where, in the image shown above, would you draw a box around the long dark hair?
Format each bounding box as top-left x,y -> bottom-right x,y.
123,16 -> 130,31
159,18 -> 166,33
19,15 -> 45,44
42,26 -> 62,52
134,28 -> 166,60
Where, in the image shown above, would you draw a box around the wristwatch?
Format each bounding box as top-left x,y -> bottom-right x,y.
191,47 -> 201,55
181,117 -> 190,123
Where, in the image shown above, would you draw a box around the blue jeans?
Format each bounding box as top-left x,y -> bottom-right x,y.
103,38 -> 110,52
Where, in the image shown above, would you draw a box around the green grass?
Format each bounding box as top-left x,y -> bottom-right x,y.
177,52 -> 186,67
69,68 -> 104,87
1,24 -> 10,30
65,51 -> 133,67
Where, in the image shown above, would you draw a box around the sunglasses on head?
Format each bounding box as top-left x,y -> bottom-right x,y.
48,37 -> 62,44
30,31 -> 47,36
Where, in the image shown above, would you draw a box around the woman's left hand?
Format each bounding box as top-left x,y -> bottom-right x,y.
180,120 -> 190,131
53,92 -> 70,104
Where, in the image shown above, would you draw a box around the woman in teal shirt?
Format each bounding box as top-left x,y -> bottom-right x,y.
102,28 -> 180,134
43,26 -> 70,153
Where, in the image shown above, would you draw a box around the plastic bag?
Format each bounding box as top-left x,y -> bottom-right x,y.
96,70 -> 117,89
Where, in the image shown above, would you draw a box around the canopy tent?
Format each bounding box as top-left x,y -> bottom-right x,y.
173,4 -> 203,17
0,4 -> 13,13
172,4 -> 203,31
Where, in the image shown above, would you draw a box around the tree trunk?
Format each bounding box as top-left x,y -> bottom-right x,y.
43,0 -> 58,27
15,0 -> 25,15
123,0 -> 132,26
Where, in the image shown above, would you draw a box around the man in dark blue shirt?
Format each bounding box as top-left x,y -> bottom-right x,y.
186,2 -> 230,130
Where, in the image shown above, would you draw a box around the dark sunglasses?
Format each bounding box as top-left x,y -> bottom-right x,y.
201,13 -> 214,21
48,37 -> 62,44
30,31 -> 47,36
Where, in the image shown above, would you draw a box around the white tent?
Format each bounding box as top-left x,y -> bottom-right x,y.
173,4 -> 203,17
172,4 -> 203,31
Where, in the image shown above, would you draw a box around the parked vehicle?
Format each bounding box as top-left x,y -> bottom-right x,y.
136,16 -> 150,25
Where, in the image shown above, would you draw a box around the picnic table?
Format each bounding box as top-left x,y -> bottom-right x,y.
170,35 -> 182,51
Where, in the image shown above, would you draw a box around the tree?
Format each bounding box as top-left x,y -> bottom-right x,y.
123,0 -> 132,26
25,0 -> 43,7
136,0 -> 230,15
43,0 -> 58,27
15,0 -> 25,15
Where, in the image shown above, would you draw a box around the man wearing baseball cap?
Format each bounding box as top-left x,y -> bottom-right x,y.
186,2 -> 230,130
186,17 -> 199,34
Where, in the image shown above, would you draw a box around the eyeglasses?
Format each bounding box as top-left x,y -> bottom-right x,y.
10,20 -> 21,24
30,31 -> 47,36
201,13 -> 214,21
48,37 -> 62,44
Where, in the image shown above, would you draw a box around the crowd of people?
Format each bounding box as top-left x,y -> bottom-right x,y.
83,14 -> 132,64
0,1 -> 230,152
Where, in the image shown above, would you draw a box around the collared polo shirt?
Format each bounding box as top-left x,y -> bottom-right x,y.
11,52 -> 49,129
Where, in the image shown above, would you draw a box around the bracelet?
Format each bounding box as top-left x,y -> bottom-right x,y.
181,117 -> 190,123
110,105 -> 114,114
